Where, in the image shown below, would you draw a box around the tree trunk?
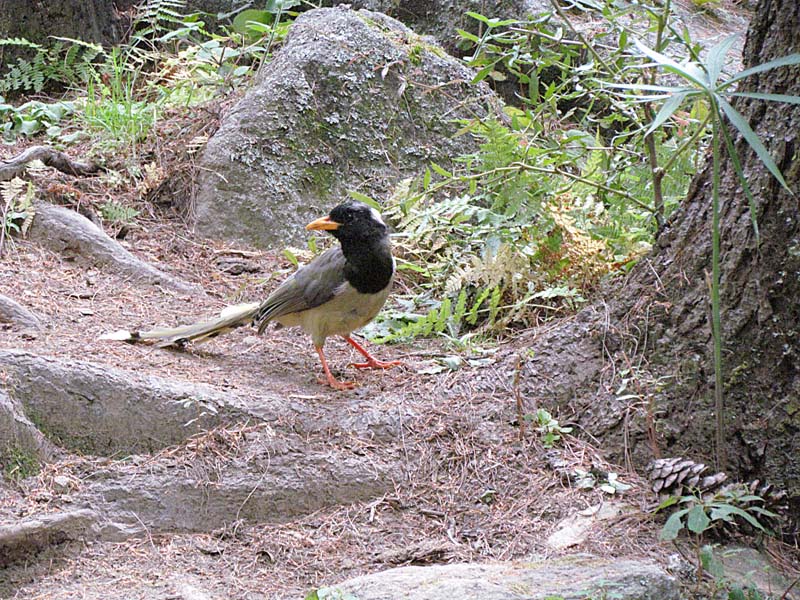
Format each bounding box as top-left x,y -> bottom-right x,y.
631,0 -> 800,493
517,0 -> 799,515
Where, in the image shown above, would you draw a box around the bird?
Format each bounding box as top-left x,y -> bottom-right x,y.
102,200 -> 402,390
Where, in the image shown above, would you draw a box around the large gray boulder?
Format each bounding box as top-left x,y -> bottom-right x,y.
323,0 -> 551,54
331,557 -> 681,600
193,5 -> 502,247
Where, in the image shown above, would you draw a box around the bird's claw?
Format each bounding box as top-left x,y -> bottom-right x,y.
319,376 -> 357,390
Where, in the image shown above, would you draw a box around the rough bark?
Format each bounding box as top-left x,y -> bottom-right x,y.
28,203 -> 202,294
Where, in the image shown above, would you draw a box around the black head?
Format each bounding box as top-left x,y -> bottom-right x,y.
306,201 -> 388,244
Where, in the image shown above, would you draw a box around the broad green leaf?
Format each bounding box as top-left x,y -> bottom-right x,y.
711,504 -> 765,531
733,494 -> 766,503
730,91 -> 800,105
724,53 -> 800,87
646,91 -> 688,135
706,34 -> 738,86
232,9 -> 273,36
19,119 -> 40,136
660,509 -> 688,540
720,120 -> 759,243
718,96 -> 792,193
687,505 -> 711,533
729,506 -> 766,531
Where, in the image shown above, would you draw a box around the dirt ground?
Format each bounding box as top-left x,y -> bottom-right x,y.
0,174 -> 679,599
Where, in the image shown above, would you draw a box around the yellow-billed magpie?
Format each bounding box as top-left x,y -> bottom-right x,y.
102,201 -> 400,390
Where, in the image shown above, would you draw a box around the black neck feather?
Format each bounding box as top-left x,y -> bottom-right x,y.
340,237 -> 394,294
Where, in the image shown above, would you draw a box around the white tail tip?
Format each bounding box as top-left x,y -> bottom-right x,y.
99,329 -> 134,341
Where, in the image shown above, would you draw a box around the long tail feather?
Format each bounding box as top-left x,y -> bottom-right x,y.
100,302 -> 261,347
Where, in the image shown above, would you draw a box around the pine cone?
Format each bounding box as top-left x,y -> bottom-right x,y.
746,479 -> 789,515
645,457 -> 728,496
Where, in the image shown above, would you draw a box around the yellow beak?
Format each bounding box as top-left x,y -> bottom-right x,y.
306,216 -> 340,231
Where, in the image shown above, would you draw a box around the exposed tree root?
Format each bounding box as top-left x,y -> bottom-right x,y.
0,146 -> 103,182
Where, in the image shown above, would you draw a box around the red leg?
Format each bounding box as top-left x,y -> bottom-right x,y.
344,336 -> 403,370
315,346 -> 356,390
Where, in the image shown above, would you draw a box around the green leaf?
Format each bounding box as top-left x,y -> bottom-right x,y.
729,91 -> 800,105
472,61 -> 501,84
717,96 -> 792,193
660,509 -> 689,540
646,91 -> 688,135
232,9 -> 273,36
346,190 -> 380,209
456,29 -> 480,43
747,506 -> 778,518
655,496 -> 680,512
687,505 -> 711,533
710,504 -> 765,531
633,40 -> 709,90
720,120 -> 759,242
705,34 -> 738,86
724,53 -> 800,87
465,11 -> 491,24
282,248 -> 298,267
18,119 -> 40,136
264,0 -> 299,12
430,162 -> 453,179
700,544 -> 725,578
602,82 -> 689,94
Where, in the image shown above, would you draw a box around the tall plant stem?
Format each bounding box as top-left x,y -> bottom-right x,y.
643,0 -> 672,233
711,111 -> 725,471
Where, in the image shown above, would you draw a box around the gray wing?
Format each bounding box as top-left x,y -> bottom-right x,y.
255,246 -> 346,330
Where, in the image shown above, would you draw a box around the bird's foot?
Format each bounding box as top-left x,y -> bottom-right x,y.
350,358 -> 404,370
318,375 -> 357,390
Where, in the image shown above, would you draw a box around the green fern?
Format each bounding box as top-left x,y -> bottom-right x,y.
0,37 -> 104,95
2,177 -> 36,238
